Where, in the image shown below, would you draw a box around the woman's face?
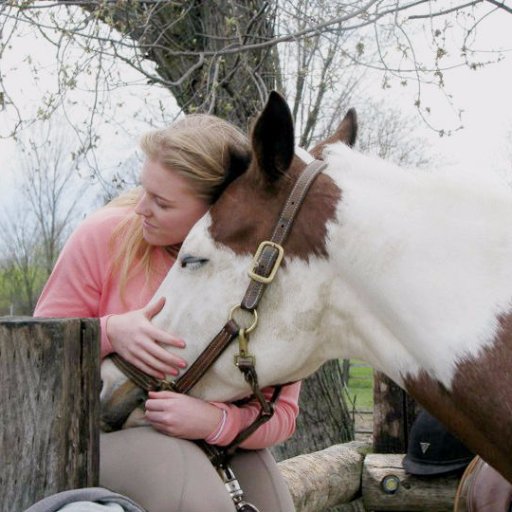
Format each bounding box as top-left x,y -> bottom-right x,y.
135,159 -> 209,247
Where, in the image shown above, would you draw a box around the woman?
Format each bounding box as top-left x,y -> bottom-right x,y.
34,114 -> 299,512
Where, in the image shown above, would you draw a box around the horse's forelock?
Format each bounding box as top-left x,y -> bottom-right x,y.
210,146 -> 252,204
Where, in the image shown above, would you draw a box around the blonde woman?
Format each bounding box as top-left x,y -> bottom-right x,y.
34,114 -> 299,512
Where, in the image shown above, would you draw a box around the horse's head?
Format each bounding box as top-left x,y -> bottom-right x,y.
152,92 -> 356,401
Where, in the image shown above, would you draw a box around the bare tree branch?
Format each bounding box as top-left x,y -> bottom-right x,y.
485,0 -> 512,14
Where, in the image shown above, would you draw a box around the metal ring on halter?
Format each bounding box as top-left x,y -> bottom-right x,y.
229,304 -> 258,334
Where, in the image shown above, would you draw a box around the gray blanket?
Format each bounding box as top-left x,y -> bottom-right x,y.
24,488 -> 147,512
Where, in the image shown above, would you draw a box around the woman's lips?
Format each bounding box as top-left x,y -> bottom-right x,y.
143,220 -> 157,230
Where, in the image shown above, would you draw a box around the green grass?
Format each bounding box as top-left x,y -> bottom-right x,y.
345,360 -> 374,410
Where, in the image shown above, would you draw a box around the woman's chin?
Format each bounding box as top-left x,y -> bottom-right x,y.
142,230 -> 175,247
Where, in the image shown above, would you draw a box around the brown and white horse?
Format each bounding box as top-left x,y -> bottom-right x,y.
102,92 -> 512,483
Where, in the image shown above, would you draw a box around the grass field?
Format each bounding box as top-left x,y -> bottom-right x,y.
345,360 -> 374,410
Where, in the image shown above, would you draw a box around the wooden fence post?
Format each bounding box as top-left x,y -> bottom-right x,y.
0,317 -> 100,512
373,371 -> 418,454
362,453 -> 460,511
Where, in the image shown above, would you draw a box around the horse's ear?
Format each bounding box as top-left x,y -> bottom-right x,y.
210,147 -> 252,203
309,108 -> 358,159
251,91 -> 294,183
338,108 -> 358,147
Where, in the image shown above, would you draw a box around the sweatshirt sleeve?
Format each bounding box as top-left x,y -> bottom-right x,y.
33,209 -> 118,357
205,381 -> 301,449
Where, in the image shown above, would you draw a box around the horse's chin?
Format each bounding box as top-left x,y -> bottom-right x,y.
122,407 -> 149,429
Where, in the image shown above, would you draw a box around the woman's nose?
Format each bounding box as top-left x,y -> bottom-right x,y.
135,193 -> 150,216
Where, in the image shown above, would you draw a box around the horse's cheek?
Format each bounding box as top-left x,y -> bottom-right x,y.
99,359 -> 121,403
100,383 -> 146,432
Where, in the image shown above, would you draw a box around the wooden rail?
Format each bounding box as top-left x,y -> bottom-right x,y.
0,317 -> 100,512
279,447 -> 460,511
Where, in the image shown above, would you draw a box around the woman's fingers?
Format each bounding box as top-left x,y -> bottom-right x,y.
134,347 -> 184,377
144,297 -> 166,319
108,300 -> 188,377
129,358 -> 167,379
154,330 -> 186,349
142,337 -> 187,370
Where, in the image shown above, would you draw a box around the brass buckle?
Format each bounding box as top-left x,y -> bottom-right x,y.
248,241 -> 284,284
158,379 -> 177,392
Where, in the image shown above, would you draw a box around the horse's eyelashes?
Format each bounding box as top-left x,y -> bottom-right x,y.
180,255 -> 210,269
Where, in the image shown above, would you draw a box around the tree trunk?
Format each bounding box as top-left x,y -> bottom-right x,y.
87,0 -> 280,129
273,360 -> 354,461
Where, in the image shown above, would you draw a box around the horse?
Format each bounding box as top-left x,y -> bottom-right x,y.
101,91 -> 512,484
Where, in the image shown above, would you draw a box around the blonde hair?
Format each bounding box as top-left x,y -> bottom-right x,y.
108,114 -> 251,295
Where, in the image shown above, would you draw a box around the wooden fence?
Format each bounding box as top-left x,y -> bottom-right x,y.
0,317 -> 100,511
1,318 -> 454,512
279,444 -> 460,512
373,371 -> 419,454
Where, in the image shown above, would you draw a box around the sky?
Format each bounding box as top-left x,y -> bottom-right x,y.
363,3 -> 512,175
1,3 -> 511,215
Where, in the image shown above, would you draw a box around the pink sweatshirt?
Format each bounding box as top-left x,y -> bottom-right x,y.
34,206 -> 300,449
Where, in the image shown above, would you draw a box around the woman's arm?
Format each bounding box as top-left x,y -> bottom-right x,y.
34,208 -> 186,376
144,382 -> 301,449
34,211 -> 114,355
207,382 -> 301,449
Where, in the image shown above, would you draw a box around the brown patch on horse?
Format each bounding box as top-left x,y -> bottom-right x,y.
309,108 -> 358,159
404,315 -> 512,483
209,159 -> 341,261
209,91 -> 342,261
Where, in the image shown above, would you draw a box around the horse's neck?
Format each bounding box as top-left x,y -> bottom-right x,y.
324,145 -> 512,388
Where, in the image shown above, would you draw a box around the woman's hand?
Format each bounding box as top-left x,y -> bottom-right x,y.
106,297 -> 187,379
145,391 -> 223,440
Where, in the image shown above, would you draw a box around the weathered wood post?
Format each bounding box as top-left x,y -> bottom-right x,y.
362,453 -> 460,511
373,371 -> 418,454
0,317 -> 100,512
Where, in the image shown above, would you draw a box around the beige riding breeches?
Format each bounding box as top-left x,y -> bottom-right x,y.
100,427 -> 296,512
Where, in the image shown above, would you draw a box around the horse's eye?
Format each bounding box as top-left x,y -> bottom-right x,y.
180,254 -> 209,269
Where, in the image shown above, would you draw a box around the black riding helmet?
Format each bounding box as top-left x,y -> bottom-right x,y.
403,409 -> 474,476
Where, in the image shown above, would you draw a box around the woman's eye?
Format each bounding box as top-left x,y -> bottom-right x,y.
156,200 -> 170,210
180,255 -> 209,269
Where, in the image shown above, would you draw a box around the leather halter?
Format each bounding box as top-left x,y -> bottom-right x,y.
110,157 -> 327,456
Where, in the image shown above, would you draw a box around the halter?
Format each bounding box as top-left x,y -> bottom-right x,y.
110,156 -> 326,509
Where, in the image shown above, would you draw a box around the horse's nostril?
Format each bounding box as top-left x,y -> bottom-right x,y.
100,380 -> 104,391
